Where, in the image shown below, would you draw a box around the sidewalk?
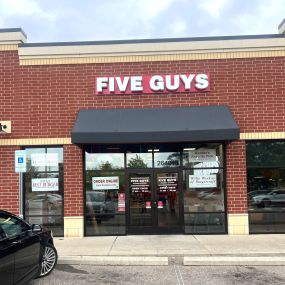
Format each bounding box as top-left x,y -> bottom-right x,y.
54,235 -> 285,266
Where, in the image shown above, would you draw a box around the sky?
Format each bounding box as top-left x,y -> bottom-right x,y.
0,0 -> 285,43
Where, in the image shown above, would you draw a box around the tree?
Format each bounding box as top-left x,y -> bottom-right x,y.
127,154 -> 148,168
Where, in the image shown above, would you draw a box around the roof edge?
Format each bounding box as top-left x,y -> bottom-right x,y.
19,33 -> 285,48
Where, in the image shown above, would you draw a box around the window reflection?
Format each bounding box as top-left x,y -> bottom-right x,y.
127,153 -> 152,168
247,168 -> 285,211
85,169 -> 126,236
182,143 -> 225,234
85,153 -> 124,170
184,169 -> 224,213
247,141 -> 285,233
154,152 -> 180,168
183,144 -> 223,168
24,147 -> 64,237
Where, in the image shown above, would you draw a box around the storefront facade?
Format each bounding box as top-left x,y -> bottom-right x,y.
0,24 -> 285,237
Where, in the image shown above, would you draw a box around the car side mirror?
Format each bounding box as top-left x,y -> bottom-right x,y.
32,224 -> 42,232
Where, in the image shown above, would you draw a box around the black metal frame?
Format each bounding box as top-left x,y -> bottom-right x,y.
22,145 -> 64,237
126,168 -> 184,235
82,142 -> 227,236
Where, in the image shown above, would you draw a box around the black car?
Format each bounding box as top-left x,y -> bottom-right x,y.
0,210 -> 57,285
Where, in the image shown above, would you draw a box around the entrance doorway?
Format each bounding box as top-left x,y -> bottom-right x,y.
127,170 -> 183,234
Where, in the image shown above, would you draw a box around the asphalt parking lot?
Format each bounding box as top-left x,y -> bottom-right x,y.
32,264 -> 285,285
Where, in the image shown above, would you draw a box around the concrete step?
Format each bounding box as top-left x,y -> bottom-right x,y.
58,255 -> 168,266
184,256 -> 285,266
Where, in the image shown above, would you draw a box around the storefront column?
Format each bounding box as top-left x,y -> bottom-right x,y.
0,146 -> 20,214
64,144 -> 84,237
226,140 -> 249,235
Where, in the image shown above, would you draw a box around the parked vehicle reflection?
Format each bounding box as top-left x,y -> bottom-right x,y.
251,190 -> 285,208
86,191 -> 116,223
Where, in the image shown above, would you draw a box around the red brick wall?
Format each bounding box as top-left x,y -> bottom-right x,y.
1,49 -> 285,216
0,50 -> 21,213
63,144 -> 83,216
11,57 -> 285,139
0,50 -> 19,140
226,140 -> 248,213
0,146 -> 20,214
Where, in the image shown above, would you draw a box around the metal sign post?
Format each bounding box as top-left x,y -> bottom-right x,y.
15,150 -> 27,218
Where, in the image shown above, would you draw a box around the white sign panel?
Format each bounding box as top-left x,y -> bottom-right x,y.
92,176 -> 119,190
31,153 -> 58,167
15,150 -> 27,173
188,149 -> 216,162
189,175 -> 217,188
32,178 -> 59,191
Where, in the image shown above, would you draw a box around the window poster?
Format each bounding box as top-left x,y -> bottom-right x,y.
31,153 -> 58,167
92,176 -> 119,190
188,149 -> 216,162
189,175 -> 217,188
32,178 -> 59,191
118,193 -> 125,212
130,177 -> 150,193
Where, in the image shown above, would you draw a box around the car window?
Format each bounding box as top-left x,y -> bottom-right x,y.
0,227 -> 6,241
0,214 -> 29,238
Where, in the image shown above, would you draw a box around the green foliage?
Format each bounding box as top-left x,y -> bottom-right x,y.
127,154 -> 148,168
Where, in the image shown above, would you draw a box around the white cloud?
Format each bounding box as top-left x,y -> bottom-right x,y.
198,0 -> 227,18
0,0 -> 56,22
137,0 -> 175,19
233,0 -> 285,34
0,0 -> 284,42
170,20 -> 187,36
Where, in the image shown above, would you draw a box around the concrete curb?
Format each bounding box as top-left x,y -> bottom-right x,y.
58,256 -> 168,266
184,256 -> 285,266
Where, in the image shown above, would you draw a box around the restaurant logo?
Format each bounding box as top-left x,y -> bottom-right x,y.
95,73 -> 210,95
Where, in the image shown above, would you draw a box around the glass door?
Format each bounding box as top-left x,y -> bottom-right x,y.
127,171 -> 154,233
155,171 -> 182,233
127,170 -> 183,234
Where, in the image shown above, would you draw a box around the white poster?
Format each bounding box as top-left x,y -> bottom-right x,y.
189,175 -> 217,188
92,176 -> 119,190
32,178 -> 59,191
188,149 -> 216,162
31,153 -> 58,167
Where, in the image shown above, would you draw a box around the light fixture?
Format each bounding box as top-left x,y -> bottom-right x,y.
183,148 -> 196,151
153,149 -> 159,152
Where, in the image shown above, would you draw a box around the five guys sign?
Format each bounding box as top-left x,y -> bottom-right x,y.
95,73 -> 210,95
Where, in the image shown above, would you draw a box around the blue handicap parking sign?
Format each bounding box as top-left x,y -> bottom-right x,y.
18,157 -> 24,163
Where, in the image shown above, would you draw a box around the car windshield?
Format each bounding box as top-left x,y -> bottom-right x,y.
87,192 -> 105,202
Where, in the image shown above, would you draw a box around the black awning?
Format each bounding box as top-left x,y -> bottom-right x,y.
71,106 -> 239,144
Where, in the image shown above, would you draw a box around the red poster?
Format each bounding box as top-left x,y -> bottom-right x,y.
158,201 -> 163,209
118,193 -> 125,212
146,201 -> 151,209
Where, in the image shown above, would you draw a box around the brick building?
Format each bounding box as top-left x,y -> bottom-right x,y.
0,22 -> 285,237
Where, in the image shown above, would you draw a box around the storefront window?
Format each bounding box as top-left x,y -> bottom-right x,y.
183,144 -> 223,168
154,152 -> 180,168
86,153 -> 124,170
24,147 -> 64,237
84,143 -> 226,235
183,143 -> 225,234
85,152 -> 126,235
247,141 -> 285,233
127,153 -> 152,168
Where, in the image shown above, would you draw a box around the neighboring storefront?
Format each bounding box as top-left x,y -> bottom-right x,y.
0,22 -> 285,237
